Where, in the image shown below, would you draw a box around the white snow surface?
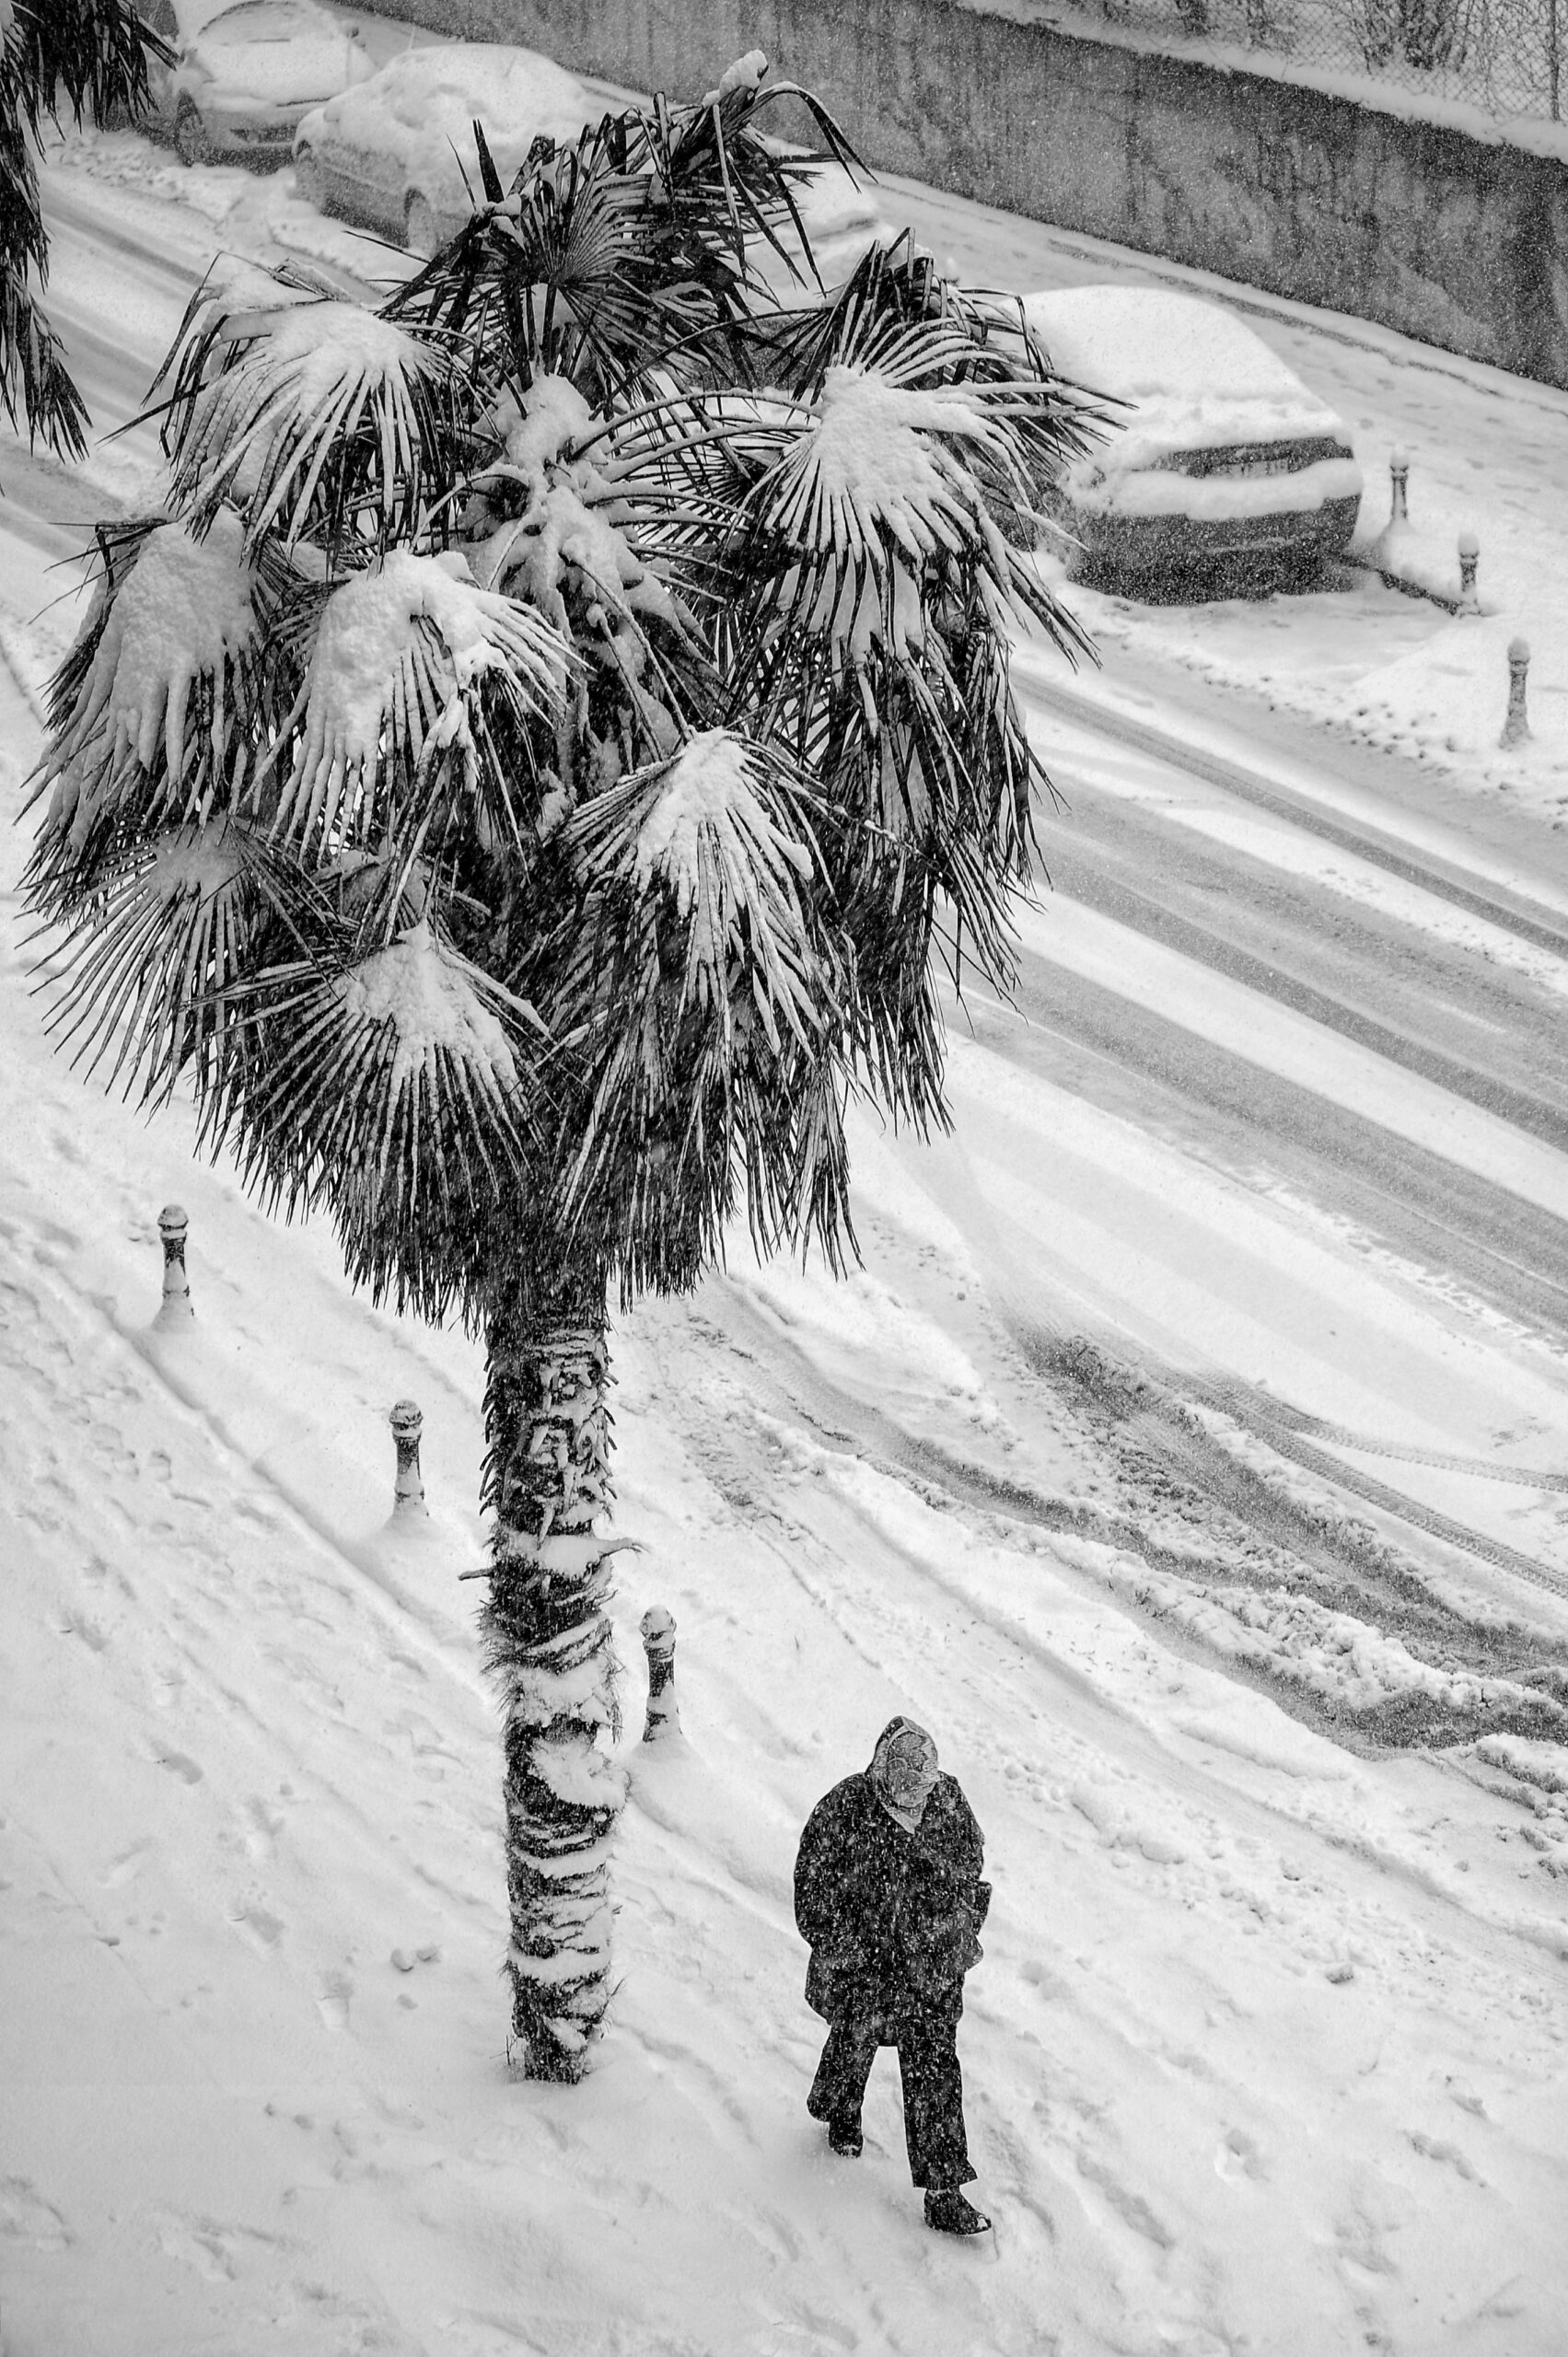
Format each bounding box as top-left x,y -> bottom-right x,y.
5,93 -> 1568,2357
702,47 -> 770,109
1025,284 -> 1343,419
1023,286 -> 1355,514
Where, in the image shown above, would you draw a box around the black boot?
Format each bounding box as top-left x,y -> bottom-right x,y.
828,2116 -> 864,2157
924,2189 -> 991,2235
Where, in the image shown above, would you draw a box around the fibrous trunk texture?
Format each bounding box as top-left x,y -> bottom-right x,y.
480,1260 -> 627,2082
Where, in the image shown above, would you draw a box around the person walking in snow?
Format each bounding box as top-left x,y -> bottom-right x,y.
794,1717 -> 993,2235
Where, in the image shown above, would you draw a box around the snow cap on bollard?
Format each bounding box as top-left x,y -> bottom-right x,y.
389,1399 -> 428,1515
1388,447 -> 1410,528
1499,638 -> 1531,749
1457,528 -> 1480,615
640,1605 -> 680,1743
155,1203 -> 193,1326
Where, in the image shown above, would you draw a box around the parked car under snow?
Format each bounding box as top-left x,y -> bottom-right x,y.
143,0 -> 371,167
293,42 -> 597,258
1021,285 -> 1364,588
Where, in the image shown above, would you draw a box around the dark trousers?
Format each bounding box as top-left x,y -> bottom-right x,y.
807,2006 -> 975,2189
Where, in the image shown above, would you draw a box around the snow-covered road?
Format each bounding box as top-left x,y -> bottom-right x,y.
4,128 -> 1568,2357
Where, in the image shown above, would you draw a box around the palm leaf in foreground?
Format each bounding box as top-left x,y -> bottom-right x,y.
0,0 -> 169,455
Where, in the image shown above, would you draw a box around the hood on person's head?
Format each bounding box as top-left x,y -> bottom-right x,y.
869,1717 -> 940,1804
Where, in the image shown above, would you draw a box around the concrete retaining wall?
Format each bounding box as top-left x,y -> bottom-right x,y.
361,0 -> 1568,388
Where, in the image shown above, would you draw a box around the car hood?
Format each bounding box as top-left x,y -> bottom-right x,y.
1024,284 -> 1347,469
186,31 -> 361,105
414,94 -> 595,205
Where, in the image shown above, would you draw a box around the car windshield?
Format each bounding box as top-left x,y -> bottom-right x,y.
203,3 -> 319,41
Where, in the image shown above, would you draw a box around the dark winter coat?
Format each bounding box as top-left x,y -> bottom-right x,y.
794,1762 -> 990,2026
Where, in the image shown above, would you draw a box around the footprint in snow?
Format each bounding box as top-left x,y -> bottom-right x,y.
242,1794 -> 285,1860
317,1972 -> 353,2031
229,1902 -> 286,1953
152,1748 -> 203,1785
101,1840 -> 156,1889
0,2177 -> 71,2250
155,2212 -> 236,2282
1406,2129 -> 1482,2183
1214,2128 -> 1267,2184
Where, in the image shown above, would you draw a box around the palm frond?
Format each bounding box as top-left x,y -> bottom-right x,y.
385,57 -> 861,406
25,511 -> 262,908
270,549 -> 571,863
29,817 -> 264,1102
7,0 -> 172,136
457,373 -> 717,795
0,252 -> 88,457
210,916 -> 545,1318
546,729 -> 857,1286
163,287 -> 465,554
569,727 -> 827,1036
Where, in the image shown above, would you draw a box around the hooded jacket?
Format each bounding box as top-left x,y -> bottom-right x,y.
794,1718 -> 991,2023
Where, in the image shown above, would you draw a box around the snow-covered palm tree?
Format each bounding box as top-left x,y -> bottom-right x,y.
22,53 -> 1097,2081
1,0 -> 169,457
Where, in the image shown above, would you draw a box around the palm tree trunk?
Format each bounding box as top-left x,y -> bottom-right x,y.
480,1254 -> 627,2082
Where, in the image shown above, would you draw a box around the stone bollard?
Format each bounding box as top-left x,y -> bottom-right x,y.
1457,529 -> 1480,615
1388,447 -> 1410,530
156,1204 -> 193,1326
1499,638 -> 1531,749
639,1606 -> 679,1742
389,1399 -> 427,1515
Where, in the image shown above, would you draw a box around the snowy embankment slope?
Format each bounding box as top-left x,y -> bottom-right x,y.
4,137 -> 1568,2357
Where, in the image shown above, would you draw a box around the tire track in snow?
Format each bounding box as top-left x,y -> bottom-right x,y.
1020,658 -> 1568,959
963,977 -> 1568,1347
1216,1395 -> 1568,1491
1040,833 -> 1568,1155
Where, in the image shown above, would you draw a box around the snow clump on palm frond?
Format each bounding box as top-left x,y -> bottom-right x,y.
492,372 -> 597,499
794,363 -> 1011,560
338,916 -> 526,1097
594,728 -> 820,1029
702,48 -> 769,108
754,331 -> 1045,667
33,511 -> 258,869
471,373 -> 690,646
275,549 -> 569,852
169,297 -> 454,548
232,918 -> 544,1312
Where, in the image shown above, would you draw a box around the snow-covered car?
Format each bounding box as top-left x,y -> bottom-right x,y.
292,42 -> 597,259
143,0 -> 372,167
1022,285 -> 1364,586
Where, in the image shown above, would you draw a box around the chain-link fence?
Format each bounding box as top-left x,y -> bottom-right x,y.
1086,0 -> 1564,122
